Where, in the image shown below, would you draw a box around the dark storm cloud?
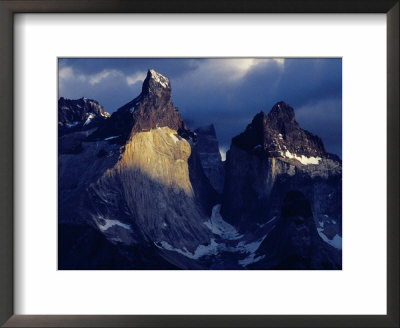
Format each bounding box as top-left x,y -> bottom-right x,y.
58,58 -> 342,158
59,58 -> 195,83
58,58 -> 197,111
295,97 -> 342,157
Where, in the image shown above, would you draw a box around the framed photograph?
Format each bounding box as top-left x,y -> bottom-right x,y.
0,1 -> 398,327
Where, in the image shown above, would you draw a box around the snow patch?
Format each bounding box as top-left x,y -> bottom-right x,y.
281,150 -> 321,165
156,233 -> 269,262
83,113 -> 95,126
104,135 -> 119,141
97,218 -> 131,232
66,121 -> 79,128
149,69 -> 169,88
317,228 -> 342,250
157,206 -> 269,262
155,205 -> 272,266
204,205 -> 242,240
236,234 -> 268,254
219,148 -> 227,161
155,239 -> 219,260
256,216 -> 277,228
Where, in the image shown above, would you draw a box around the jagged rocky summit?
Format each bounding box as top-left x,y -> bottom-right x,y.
221,101 -> 342,251
88,69 -> 195,144
58,70 -> 342,270
232,101 -> 327,160
58,97 -> 111,154
58,97 -> 110,135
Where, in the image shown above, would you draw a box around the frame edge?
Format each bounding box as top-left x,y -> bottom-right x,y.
0,0 -> 14,327
387,2 -> 400,326
1,0 -> 399,327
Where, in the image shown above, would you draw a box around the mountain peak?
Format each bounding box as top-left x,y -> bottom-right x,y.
149,69 -> 170,86
88,70 -> 194,144
142,69 -> 171,97
267,101 -> 296,131
268,101 -> 295,119
232,102 -> 327,160
247,102 -> 295,131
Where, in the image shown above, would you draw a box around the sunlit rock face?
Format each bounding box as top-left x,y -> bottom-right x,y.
121,127 -> 194,195
87,126 -> 213,253
221,102 -> 342,243
58,70 -> 219,269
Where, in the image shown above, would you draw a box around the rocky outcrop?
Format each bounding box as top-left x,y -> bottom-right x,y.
249,191 -> 341,269
58,97 -> 110,136
221,102 -> 342,246
194,124 -> 225,193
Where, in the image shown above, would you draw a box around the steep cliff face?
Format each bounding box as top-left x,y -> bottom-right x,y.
58,69 -> 216,268
88,126 -> 212,252
194,124 -> 225,193
221,102 -> 342,247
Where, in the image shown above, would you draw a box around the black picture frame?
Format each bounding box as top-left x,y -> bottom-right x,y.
0,1 -> 398,327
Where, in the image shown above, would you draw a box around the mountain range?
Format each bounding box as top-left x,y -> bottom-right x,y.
58,69 -> 342,270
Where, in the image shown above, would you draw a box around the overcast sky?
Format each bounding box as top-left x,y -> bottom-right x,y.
59,58 -> 342,158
